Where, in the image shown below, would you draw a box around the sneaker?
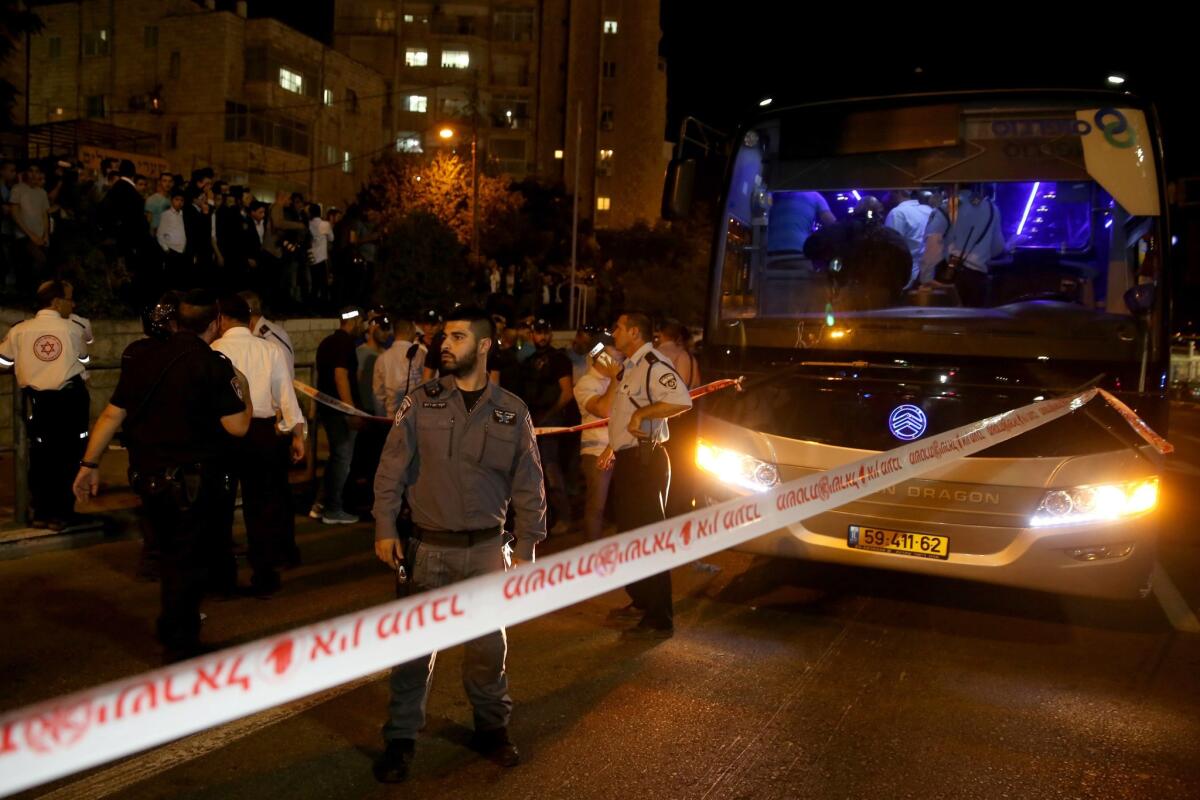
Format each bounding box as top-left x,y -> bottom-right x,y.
308,502 -> 324,520
321,510 -> 360,525
468,728 -> 520,768
372,738 -> 415,783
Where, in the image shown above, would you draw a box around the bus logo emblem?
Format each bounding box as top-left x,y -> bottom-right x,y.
889,405 -> 927,441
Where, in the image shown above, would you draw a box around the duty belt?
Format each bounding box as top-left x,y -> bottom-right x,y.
414,526 -> 503,547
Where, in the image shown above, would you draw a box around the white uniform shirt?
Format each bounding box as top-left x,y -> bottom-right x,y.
0,309 -> 88,390
573,366 -> 611,456
373,339 -> 427,417
212,326 -> 305,433
254,318 -> 295,377
157,206 -> 186,254
884,199 -> 934,282
608,343 -> 693,452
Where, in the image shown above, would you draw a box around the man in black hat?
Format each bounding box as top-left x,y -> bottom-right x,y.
101,159 -> 154,304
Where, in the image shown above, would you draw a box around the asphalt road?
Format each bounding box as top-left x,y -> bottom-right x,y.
4,406 -> 1200,800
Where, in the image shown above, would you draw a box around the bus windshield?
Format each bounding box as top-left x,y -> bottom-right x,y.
715,99 -> 1165,361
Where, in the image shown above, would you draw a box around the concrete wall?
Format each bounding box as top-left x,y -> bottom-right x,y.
0,310 -> 337,449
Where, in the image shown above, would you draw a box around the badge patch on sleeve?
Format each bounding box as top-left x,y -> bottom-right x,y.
394,395 -> 413,425
230,376 -> 244,400
493,409 -> 517,425
658,373 -> 678,391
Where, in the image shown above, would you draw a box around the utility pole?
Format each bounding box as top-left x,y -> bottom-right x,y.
569,101 -> 581,329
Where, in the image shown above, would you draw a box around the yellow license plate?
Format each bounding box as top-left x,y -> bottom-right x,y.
848,525 -> 949,560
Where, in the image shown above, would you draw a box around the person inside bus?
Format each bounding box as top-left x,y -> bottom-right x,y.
766,190 -> 837,263
803,196 -> 911,310
884,189 -> 935,286
920,184 -> 1006,307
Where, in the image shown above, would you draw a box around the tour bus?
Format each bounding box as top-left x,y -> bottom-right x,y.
669,90 -> 1171,598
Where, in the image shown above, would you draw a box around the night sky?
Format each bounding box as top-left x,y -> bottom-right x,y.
250,1 -> 1195,177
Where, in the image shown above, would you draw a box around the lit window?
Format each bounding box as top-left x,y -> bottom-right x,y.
599,148 -> 613,160
396,135 -> 423,153
406,95 -> 428,113
603,19 -> 618,34
323,88 -> 333,106
442,50 -> 470,69
279,67 -> 303,94
405,48 -> 428,67
403,14 -> 414,23
596,196 -> 611,211
343,151 -> 353,174
554,149 -> 564,160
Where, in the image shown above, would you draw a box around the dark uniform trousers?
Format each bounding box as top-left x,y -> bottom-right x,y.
231,418 -> 296,584
133,464 -> 230,650
383,534 -> 512,741
613,444 -> 673,629
23,375 -> 89,522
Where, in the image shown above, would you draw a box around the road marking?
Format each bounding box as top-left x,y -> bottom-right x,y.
35,671 -> 386,800
1152,562 -> 1200,634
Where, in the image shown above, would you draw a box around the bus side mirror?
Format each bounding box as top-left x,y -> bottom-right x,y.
1123,283 -> 1155,317
662,158 -> 696,220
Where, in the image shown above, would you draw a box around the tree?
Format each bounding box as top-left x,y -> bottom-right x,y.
373,211 -> 472,316
367,151 -> 522,249
594,209 -> 714,328
0,3 -> 44,129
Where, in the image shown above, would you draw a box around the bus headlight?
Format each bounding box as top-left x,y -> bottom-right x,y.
1030,477 -> 1158,527
695,439 -> 780,493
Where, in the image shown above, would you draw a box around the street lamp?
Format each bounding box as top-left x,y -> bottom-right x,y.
437,123 -> 480,262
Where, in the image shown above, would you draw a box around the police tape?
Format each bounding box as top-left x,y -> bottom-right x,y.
292,377 -> 744,435
1096,388 -> 1174,455
532,378 -> 743,436
1,386 -> 1157,796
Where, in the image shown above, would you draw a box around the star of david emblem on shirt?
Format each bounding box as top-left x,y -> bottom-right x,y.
33,335 -> 63,362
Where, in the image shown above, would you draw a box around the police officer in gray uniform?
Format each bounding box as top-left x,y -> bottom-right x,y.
372,306 -> 547,783
598,311 -> 693,638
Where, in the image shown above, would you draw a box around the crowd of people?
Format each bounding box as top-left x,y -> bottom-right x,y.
1,155 -> 608,324
0,155 -> 385,315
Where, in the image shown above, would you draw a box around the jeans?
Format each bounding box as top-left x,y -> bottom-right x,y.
580,452 -> 613,541
319,409 -> 357,514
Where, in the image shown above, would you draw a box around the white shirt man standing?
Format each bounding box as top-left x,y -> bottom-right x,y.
884,190 -> 935,285
373,318 -> 427,417
572,345 -> 622,541
213,293 -> 307,590
0,280 -> 91,529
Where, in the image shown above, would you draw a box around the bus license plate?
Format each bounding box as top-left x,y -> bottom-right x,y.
848,525 -> 949,560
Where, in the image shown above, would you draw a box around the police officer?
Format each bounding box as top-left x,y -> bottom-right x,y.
372,306 -> 547,783
213,293 -> 306,594
597,311 -> 693,638
0,280 -> 91,530
73,290 -> 252,662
